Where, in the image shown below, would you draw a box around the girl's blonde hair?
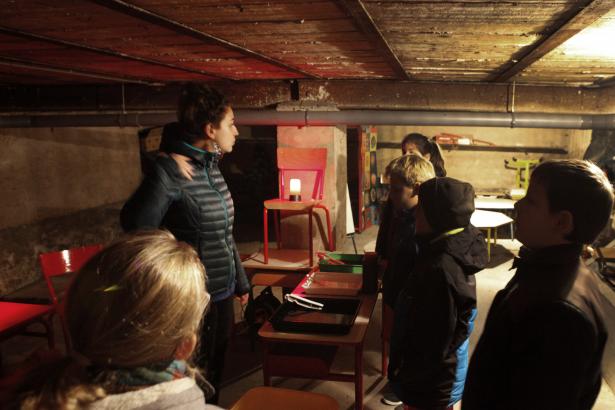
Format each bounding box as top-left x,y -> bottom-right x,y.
18,230 -> 209,409
386,153 -> 436,187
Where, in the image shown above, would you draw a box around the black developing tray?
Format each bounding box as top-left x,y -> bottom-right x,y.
270,297 -> 361,335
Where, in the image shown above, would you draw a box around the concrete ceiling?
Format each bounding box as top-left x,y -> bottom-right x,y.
0,0 -> 614,87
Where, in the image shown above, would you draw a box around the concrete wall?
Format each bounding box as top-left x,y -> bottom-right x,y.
376,126 -> 591,193
0,127 -> 141,294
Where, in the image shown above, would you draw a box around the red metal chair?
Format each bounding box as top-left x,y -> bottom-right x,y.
0,302 -> 55,358
38,244 -> 103,349
263,148 -> 334,266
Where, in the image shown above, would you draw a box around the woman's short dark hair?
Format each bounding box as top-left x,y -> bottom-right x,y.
532,159 -> 614,244
401,133 -> 447,177
177,83 -> 229,144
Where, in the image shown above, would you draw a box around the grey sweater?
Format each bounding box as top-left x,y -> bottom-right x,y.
88,378 -> 222,410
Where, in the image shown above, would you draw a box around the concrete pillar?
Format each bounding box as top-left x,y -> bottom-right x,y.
276,113 -> 347,253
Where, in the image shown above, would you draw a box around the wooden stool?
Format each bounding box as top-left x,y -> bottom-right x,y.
230,386 -> 339,410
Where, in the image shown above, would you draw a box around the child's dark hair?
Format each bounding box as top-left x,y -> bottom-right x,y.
531,159 -> 614,244
401,133 -> 447,177
177,83 -> 229,144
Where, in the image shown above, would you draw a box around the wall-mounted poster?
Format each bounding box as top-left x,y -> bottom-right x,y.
360,126 -> 379,230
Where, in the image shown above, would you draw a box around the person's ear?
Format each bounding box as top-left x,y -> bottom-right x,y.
203,123 -> 216,140
554,210 -> 574,237
412,183 -> 421,197
174,333 -> 197,360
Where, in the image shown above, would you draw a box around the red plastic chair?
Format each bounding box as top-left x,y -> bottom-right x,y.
38,244 -> 103,349
263,148 -> 334,266
0,302 -> 55,357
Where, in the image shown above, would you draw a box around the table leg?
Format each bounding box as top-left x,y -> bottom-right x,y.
487,228 -> 491,261
355,343 -> 364,410
246,289 -> 256,351
262,342 -> 271,386
308,209 -> 314,267
263,208 -> 269,264
494,227 -> 498,245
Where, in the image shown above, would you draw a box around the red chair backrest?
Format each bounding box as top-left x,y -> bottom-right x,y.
277,148 -> 327,200
39,244 -> 103,304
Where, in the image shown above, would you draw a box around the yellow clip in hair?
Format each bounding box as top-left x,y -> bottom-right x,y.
96,284 -> 123,293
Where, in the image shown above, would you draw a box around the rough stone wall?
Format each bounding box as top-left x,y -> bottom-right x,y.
0,127 -> 141,294
376,125 -> 591,193
0,203 -> 124,295
0,127 -> 140,229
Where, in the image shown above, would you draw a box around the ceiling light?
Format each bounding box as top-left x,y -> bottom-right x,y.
561,20 -> 615,59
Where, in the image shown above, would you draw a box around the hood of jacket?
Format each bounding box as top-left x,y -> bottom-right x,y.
418,225 -> 488,276
160,122 -> 218,169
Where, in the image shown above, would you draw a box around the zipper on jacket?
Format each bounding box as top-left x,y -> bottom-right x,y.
203,165 -> 235,290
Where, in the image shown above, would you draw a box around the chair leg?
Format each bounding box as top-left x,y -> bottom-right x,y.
314,204 -> 335,251
381,314 -> 387,376
323,206 -> 334,251
59,314 -> 72,353
274,210 -> 281,250
245,288 -> 257,352
308,209 -> 314,267
263,207 -> 269,264
42,315 -> 55,350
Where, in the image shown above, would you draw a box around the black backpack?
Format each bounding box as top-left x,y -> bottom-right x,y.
244,286 -> 281,329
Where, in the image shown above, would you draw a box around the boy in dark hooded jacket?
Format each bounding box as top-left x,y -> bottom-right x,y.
463,160 -> 614,410
388,177 -> 488,410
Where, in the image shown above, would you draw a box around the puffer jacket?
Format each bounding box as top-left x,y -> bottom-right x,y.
121,123 -> 250,301
388,225 -> 488,408
462,244 -> 608,410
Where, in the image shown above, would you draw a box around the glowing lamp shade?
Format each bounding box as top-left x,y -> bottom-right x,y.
289,178 -> 301,194
289,178 -> 301,201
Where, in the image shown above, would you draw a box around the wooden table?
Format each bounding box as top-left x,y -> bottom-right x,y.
475,197 -> 516,239
258,274 -> 377,410
474,197 -> 516,210
471,209 -> 514,260
243,248 -> 318,289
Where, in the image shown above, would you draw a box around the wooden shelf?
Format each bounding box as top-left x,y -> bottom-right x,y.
378,141 -> 567,154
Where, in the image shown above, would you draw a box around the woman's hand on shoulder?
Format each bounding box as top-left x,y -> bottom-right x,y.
169,153 -> 195,181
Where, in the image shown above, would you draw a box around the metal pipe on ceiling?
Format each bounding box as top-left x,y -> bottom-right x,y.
1,110 -> 614,129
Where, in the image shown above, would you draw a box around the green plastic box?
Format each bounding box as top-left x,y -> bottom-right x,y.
318,252 -> 364,274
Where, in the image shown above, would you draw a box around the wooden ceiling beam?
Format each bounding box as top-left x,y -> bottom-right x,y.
490,0 -> 614,82
594,75 -> 615,88
0,26 -> 229,81
335,0 -> 410,80
0,56 -> 160,85
89,0 -> 320,79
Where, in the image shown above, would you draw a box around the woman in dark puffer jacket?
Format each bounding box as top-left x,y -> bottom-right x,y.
121,83 -> 249,404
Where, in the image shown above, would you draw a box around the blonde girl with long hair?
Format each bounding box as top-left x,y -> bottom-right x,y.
8,230 -> 216,410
